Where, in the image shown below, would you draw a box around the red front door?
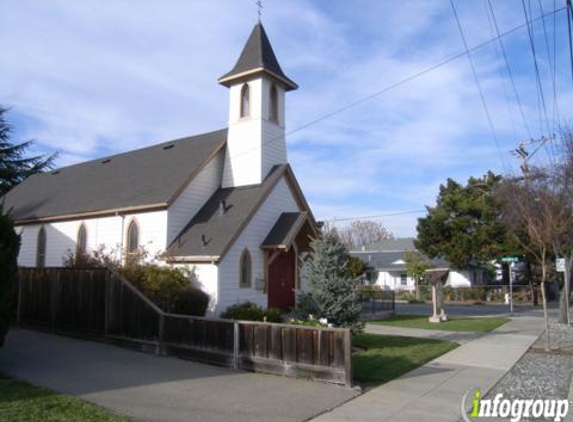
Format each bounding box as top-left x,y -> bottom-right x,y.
268,249 -> 296,310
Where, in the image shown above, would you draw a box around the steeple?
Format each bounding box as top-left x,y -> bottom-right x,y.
218,23 -> 297,91
220,22 -> 296,189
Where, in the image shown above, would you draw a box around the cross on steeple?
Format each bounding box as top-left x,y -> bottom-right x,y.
256,0 -> 263,21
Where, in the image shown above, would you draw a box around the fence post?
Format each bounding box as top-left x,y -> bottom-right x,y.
344,328 -> 352,388
104,271 -> 110,341
233,321 -> 240,369
16,271 -> 22,327
392,291 -> 396,313
50,270 -> 58,333
156,314 -> 165,356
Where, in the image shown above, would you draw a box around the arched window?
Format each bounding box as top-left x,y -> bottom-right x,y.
126,220 -> 139,258
239,249 -> 252,288
77,223 -> 87,254
269,84 -> 279,122
36,226 -> 46,268
240,83 -> 250,118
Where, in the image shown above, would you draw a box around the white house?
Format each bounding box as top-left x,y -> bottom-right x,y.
3,22 -> 318,316
350,238 -> 488,291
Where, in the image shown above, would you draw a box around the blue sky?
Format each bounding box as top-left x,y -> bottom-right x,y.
1,0 -> 571,236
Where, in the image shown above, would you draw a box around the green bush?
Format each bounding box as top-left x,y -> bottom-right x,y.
124,265 -> 208,316
65,249 -> 209,316
264,307 -> 284,323
221,302 -> 284,322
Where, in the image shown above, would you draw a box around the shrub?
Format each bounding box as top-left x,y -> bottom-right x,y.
65,248 -> 209,316
171,286 -> 210,316
221,302 -> 284,322
221,302 -> 265,321
264,307 -> 284,323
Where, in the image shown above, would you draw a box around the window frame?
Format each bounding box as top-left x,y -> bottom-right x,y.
36,226 -> 46,268
269,83 -> 279,123
240,83 -> 250,118
239,248 -> 252,288
126,219 -> 140,259
76,223 -> 88,254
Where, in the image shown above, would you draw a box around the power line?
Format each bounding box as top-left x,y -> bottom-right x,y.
328,210 -> 426,223
449,0 -> 506,168
225,4 -> 566,162
537,0 -> 561,132
567,0 -> 573,79
521,0 -> 552,138
487,0 -> 533,139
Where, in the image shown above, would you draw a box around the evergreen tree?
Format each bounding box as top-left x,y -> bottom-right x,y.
0,204 -> 20,346
415,172 -> 508,270
0,107 -> 56,196
298,233 -> 364,333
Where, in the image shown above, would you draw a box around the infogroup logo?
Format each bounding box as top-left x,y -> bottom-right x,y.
461,389 -> 570,422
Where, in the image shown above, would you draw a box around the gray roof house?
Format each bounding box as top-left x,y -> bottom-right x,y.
350,238 -> 484,290
3,22 -> 317,316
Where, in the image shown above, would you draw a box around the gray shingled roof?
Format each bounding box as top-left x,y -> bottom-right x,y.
357,237 -> 416,252
351,250 -> 450,272
261,212 -> 307,248
168,164 -> 288,259
2,129 -> 227,222
218,23 -> 297,90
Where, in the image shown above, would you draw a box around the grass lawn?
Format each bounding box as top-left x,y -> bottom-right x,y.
0,374 -> 127,422
353,334 -> 458,386
370,314 -> 510,332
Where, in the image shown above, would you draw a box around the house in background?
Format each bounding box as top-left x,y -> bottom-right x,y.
3,22 -> 317,316
350,238 -> 488,291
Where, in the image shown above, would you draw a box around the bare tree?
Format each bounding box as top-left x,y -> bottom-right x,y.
498,129 -> 573,349
336,220 -> 393,249
498,174 -> 557,350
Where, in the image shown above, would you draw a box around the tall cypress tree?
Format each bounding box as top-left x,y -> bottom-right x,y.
299,233 -> 364,333
0,204 -> 20,346
0,107 -> 56,196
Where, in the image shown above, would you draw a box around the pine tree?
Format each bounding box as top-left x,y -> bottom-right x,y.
0,107 -> 56,196
298,233 -> 364,333
0,204 -> 20,346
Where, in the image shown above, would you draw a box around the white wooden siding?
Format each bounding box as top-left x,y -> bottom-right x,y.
223,77 -> 287,188
16,210 -> 168,267
167,149 -> 223,245
215,176 -> 299,315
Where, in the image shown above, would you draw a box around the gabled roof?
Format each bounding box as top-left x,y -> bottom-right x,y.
358,237 -> 416,252
350,250 -> 450,272
261,211 -> 309,249
218,22 -> 297,91
2,129 -> 227,223
167,165 -> 316,261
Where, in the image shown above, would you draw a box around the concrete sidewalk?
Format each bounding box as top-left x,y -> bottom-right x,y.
0,329 -> 358,422
312,316 -> 545,422
365,324 -> 482,344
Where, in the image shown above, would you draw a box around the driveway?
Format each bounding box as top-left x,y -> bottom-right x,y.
0,329 -> 358,422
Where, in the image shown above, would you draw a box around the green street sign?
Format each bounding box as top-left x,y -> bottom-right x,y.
501,257 -> 519,263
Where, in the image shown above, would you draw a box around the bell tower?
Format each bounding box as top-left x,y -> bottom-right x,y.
218,23 -> 298,188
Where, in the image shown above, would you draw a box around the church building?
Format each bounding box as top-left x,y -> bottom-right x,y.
3,22 -> 317,316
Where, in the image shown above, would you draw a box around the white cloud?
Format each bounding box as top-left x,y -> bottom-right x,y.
0,0 -> 570,237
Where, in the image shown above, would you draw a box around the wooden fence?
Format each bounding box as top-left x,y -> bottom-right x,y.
17,268 -> 352,387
